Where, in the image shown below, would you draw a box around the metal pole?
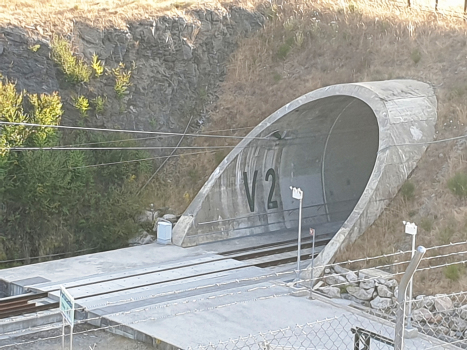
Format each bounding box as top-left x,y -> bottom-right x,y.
407,234 -> 416,329
70,325 -> 73,350
297,195 -> 302,281
310,228 -> 315,298
394,246 -> 426,350
62,315 -> 65,350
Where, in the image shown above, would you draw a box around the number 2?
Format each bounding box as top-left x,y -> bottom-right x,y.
265,168 -> 278,210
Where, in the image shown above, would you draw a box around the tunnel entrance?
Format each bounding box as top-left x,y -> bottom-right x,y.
173,80 -> 436,259
278,96 -> 379,233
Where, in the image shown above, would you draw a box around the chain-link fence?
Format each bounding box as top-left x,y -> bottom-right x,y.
190,244 -> 467,350
190,310 -> 452,350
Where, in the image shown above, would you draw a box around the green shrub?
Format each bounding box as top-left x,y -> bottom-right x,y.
214,150 -> 226,165
400,181 -> 415,201
29,44 -> 40,52
447,172 -> 467,197
444,264 -> 463,281
113,63 -> 132,100
0,80 -> 154,262
28,92 -> 63,146
419,217 -> 434,232
438,226 -> 455,245
73,95 -> 90,118
411,48 -> 422,64
91,96 -> 106,115
91,54 -> 104,78
51,37 -> 92,84
277,43 -> 291,60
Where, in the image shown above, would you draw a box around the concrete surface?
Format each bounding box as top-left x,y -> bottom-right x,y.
172,80 -> 437,278
0,241 -> 449,350
0,244 -> 206,291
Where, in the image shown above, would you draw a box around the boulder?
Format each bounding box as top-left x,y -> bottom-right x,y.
318,286 -> 341,299
460,305 -> 467,320
416,295 -> 435,311
333,265 -> 351,275
412,308 -> 433,322
370,296 -> 393,309
434,295 -> 453,313
347,286 -> 373,301
163,213 -> 178,223
128,231 -> 155,246
345,271 -> 358,284
383,279 -> 398,289
137,210 -> 155,223
377,285 -> 393,298
360,278 -> 375,290
324,274 -> 347,286
450,317 -> 467,332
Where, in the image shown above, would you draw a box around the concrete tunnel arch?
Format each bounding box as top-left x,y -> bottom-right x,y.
173,80 -> 437,269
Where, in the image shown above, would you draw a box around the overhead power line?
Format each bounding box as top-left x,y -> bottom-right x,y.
62,126 -> 257,148
8,146 -> 235,151
70,150 -> 216,169
0,121 -> 267,140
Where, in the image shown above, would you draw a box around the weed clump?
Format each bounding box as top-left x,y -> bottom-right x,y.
91,54 -> 105,78
447,172 -> 467,198
419,217 -> 434,232
400,181 -> 415,201
51,37 -> 92,84
73,95 -> 90,118
411,48 -> 422,64
91,96 -> 106,115
444,264 -> 463,281
113,63 -> 132,100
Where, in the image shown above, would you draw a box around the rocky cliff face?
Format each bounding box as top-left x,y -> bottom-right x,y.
0,7 -> 264,144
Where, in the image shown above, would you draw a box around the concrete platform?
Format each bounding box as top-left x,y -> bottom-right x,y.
0,240 -> 449,349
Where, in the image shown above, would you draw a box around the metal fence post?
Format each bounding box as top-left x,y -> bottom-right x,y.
394,246 -> 426,350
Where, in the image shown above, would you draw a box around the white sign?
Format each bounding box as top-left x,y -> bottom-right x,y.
403,221 -> 418,235
290,186 -> 303,200
60,286 -> 75,325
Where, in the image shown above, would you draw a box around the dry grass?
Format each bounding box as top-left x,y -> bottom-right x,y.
0,0 -> 258,32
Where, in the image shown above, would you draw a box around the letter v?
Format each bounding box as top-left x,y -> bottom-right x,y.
243,170 -> 258,212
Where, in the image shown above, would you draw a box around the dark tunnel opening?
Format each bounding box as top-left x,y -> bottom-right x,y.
278,96 -> 379,234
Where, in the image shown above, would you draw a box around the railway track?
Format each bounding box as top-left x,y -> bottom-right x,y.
0,292 -> 58,319
0,233 -> 333,320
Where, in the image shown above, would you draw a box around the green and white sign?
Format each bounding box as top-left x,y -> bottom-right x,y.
60,286 -> 75,325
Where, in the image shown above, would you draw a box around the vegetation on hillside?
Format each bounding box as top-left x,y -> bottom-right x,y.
0,79 -> 153,264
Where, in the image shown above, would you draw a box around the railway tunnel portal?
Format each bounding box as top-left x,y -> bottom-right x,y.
173,80 -> 437,268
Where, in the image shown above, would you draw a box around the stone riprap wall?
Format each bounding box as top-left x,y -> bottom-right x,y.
318,265 -> 399,309
0,8 -> 264,140
318,266 -> 467,342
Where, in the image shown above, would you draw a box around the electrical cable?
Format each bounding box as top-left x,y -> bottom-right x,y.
137,114 -> 194,194
69,150 -> 216,169
0,121 -> 268,140
58,126 -> 258,148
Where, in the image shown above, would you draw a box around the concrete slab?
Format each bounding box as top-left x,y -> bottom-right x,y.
0,234 -> 447,350
0,243 -> 207,288
92,282 -> 441,350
